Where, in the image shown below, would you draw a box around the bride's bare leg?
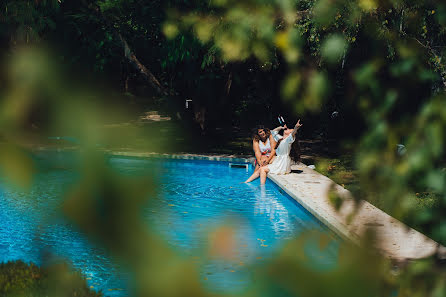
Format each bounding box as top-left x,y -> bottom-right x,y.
244,170 -> 260,183
244,164 -> 260,183
260,167 -> 270,185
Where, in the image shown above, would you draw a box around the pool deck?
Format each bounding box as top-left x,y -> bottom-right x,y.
99,151 -> 446,262
268,162 -> 446,262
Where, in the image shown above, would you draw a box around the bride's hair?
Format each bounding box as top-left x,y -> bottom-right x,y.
290,136 -> 301,162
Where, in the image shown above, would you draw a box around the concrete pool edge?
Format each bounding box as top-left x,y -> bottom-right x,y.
266,172 -> 360,245
268,163 -> 446,262
104,151 -> 253,164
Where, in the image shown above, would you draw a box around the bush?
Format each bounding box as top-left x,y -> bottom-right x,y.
0,260 -> 102,297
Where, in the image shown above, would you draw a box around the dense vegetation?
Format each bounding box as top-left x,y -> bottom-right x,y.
1,0 -> 446,297
0,260 -> 102,297
0,0 -> 347,137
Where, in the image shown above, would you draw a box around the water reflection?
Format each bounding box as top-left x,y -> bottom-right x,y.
253,184 -> 292,235
1,157 -> 339,296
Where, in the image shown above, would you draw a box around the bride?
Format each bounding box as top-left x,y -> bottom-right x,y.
259,120 -> 302,185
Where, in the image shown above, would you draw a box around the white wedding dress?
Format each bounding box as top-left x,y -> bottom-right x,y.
267,131 -> 295,174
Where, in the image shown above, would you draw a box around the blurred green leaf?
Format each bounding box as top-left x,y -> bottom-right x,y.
281,72 -> 301,101
163,23 -> 179,39
0,144 -> 35,190
321,34 -> 347,65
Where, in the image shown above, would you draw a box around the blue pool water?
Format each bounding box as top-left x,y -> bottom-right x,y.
0,153 -> 338,295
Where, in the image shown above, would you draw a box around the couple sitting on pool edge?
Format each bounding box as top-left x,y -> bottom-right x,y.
244,120 -> 302,184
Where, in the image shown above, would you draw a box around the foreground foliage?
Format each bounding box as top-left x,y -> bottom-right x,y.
167,0 -> 446,242
0,0 -> 446,297
0,260 -> 102,297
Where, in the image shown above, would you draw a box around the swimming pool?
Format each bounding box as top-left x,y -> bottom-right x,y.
0,152 -> 339,295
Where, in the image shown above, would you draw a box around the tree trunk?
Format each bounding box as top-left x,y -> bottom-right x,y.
194,106 -> 206,132
225,71 -> 233,95
93,5 -> 171,97
115,32 -> 171,96
400,31 -> 446,93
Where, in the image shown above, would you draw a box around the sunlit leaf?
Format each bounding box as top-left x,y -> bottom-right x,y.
0,144 -> 35,190
281,72 -> 301,101
321,34 -> 347,65
163,23 -> 179,39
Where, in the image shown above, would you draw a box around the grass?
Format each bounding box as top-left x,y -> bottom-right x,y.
312,155 -> 360,194
414,192 -> 440,209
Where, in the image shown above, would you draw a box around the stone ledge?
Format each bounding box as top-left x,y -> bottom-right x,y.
268,162 -> 446,261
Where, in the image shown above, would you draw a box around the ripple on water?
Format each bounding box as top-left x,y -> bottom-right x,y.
1,156 -> 340,296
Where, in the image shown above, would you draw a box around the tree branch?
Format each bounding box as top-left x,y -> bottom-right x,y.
115,32 -> 172,96
93,5 -> 172,97
402,31 -> 446,91
276,9 -> 311,29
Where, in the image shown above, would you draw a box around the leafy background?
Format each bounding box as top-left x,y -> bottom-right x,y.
1,0 -> 445,296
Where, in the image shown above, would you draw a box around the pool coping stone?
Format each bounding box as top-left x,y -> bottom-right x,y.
269,163 -> 446,262
106,151 -> 254,164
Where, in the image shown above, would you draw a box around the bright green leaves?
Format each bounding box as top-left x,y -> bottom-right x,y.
163,0 -> 363,117
165,2 -> 276,63
281,70 -> 328,114
1,48 -> 58,138
163,22 -> 179,39
0,143 -> 35,190
321,34 -> 347,65
306,71 -> 328,109
275,28 -> 302,64
313,0 -> 339,26
358,0 -> 378,12
281,72 -> 302,101
354,61 -> 381,92
0,261 -> 101,297
194,22 -> 215,43
215,32 -> 250,61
